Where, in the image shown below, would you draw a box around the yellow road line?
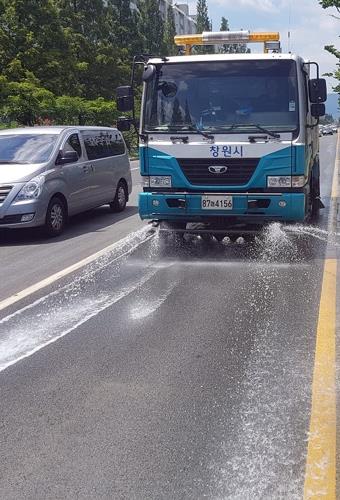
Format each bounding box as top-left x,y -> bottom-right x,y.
304,136 -> 339,499
303,258 -> 337,499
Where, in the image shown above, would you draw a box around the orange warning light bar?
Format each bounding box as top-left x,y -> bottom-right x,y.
174,31 -> 280,54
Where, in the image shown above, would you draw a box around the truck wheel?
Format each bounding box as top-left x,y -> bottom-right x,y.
308,160 -> 324,220
309,172 -> 322,220
214,233 -> 226,242
110,181 -> 127,212
44,196 -> 67,237
201,233 -> 214,243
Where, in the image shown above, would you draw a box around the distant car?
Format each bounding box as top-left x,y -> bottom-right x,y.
332,126 -> 338,133
323,126 -> 333,135
0,126 -> 132,236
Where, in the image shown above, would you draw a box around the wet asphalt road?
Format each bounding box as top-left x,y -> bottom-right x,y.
0,137 -> 338,499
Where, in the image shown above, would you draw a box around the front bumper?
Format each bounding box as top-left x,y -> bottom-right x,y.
139,192 -> 306,224
0,199 -> 47,229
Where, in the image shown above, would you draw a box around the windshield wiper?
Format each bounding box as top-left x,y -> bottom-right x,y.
148,124 -> 214,140
224,123 -> 280,139
182,124 -> 214,140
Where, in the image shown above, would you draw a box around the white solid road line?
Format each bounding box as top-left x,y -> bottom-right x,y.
0,267 -> 158,373
0,227 -> 150,313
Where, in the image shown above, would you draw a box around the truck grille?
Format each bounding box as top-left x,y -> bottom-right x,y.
177,158 -> 259,186
0,185 -> 12,204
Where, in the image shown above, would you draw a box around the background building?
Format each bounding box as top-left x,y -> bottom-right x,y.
173,3 -> 196,34
130,1 -> 196,35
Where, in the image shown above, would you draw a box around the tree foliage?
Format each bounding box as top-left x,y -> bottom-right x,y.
0,0 -> 190,128
320,0 -> 340,10
319,1 -> 340,94
219,17 -> 250,54
163,4 -> 177,56
137,0 -> 164,55
0,1 -> 128,125
195,0 -> 212,54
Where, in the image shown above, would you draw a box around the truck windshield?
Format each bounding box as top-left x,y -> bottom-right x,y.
143,60 -> 299,135
0,134 -> 57,164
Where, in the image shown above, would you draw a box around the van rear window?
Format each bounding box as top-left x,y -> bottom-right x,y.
82,131 -> 125,160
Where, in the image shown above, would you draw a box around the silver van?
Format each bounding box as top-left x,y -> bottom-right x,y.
0,126 -> 132,236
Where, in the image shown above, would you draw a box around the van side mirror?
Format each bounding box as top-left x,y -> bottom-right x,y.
116,86 -> 134,112
56,150 -> 78,165
117,117 -> 132,132
311,103 -> 325,118
309,78 -> 327,103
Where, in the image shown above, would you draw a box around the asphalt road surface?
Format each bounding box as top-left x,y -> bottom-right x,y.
0,138 -> 338,499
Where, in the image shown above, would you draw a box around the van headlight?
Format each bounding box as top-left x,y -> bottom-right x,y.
16,175 -> 45,201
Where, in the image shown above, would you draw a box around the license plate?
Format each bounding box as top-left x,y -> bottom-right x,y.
201,195 -> 233,210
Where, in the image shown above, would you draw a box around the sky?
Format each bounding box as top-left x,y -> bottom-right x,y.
185,0 -> 339,91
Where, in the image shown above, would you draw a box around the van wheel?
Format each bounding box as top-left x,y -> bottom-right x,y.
44,196 -> 67,237
110,181 -> 127,212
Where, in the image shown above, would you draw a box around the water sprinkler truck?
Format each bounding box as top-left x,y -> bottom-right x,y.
116,31 -> 327,241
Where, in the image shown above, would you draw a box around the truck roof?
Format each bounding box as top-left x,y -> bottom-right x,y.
148,53 -> 306,65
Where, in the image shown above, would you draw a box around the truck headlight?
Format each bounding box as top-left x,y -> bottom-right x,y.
149,176 -> 172,188
142,176 -> 150,187
292,176 -> 307,188
267,176 -> 291,188
267,176 -> 307,188
16,175 -> 45,201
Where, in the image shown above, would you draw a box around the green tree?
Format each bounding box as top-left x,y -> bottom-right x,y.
219,17 -> 250,54
0,0 -> 76,95
55,0 -> 132,99
319,1 -> 340,94
109,0 -> 141,55
195,0 -> 212,54
0,79 -> 56,125
163,3 -> 177,56
0,0 -> 180,131
320,0 -> 340,9
137,0 -> 164,55
54,95 -> 118,125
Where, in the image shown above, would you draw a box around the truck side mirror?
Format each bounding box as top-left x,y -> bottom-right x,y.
309,78 -> 327,103
117,117 -> 132,132
142,64 -> 156,82
116,86 -> 134,112
311,103 -> 325,118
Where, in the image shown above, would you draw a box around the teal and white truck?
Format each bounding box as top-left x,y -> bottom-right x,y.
117,31 -> 327,240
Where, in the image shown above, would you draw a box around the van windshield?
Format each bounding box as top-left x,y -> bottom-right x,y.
0,134 -> 57,164
143,60 -> 299,135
